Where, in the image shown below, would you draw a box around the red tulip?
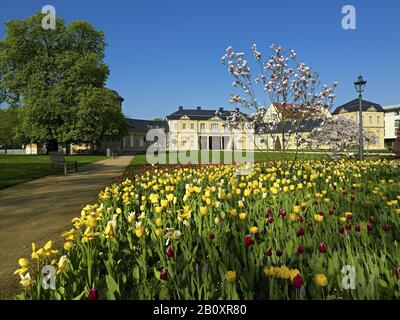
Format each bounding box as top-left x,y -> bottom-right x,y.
166,246 -> 174,257
339,227 -> 345,234
318,210 -> 324,216
301,205 -> 306,211
298,215 -> 304,223
265,248 -> 273,257
383,224 -> 390,232
209,232 -> 215,240
293,273 -> 303,289
367,224 -> 373,232
346,224 -> 352,231
297,244 -> 304,254
267,217 -> 274,224
328,209 -> 334,215
355,224 -> 361,232
88,288 -> 98,301
347,214 -> 353,221
244,235 -> 254,247
276,250 -> 283,257
279,208 -> 287,217
332,204 -> 337,210
332,185 -> 337,190
369,216 -> 376,224
266,208 -> 273,215
297,227 -> 305,236
160,269 -> 168,281
319,242 -> 327,253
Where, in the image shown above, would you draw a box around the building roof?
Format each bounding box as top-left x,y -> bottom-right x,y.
256,118 -> 324,134
127,118 -> 168,132
382,104 -> 400,111
166,106 -> 245,120
332,99 -> 384,115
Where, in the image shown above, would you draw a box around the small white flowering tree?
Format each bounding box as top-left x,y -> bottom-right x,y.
221,44 -> 338,161
307,117 -> 376,158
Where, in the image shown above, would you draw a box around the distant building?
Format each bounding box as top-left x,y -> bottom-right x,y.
121,119 -> 168,154
166,106 -> 254,151
332,99 -> 385,149
255,103 -> 331,150
382,104 -> 400,148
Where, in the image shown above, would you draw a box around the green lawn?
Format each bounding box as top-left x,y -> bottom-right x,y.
0,155 -> 106,189
127,151 -> 327,168
127,150 -> 395,170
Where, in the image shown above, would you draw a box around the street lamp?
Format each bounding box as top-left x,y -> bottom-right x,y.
354,75 -> 367,160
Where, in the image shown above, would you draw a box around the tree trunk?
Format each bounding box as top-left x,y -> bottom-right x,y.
65,143 -> 70,155
46,139 -> 58,153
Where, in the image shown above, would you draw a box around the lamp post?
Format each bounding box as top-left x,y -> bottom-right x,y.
354,75 -> 367,160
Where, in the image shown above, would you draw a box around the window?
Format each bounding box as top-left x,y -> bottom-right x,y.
395,120 -> 400,128
369,116 -> 372,124
377,116 -> 380,124
182,123 -> 186,130
191,123 -> 194,130
200,123 -> 205,130
211,123 -> 219,131
135,137 -> 141,146
130,135 -> 134,147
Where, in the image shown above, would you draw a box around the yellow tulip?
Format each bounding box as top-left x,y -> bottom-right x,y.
43,241 -> 53,251
229,208 -> 238,217
200,206 -> 208,216
270,187 -> 278,195
63,242 -> 74,251
135,227 -> 144,238
19,273 -> 31,288
314,214 -> 324,222
249,226 -> 258,234
225,271 -> 237,283
239,212 -> 247,220
18,258 -> 29,268
156,218 -> 163,227
315,274 -> 328,287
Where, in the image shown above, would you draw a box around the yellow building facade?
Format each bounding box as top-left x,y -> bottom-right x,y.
166,106 -> 254,151
332,99 -> 385,149
144,100 -> 386,152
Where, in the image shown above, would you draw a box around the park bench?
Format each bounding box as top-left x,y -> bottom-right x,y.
49,152 -> 78,175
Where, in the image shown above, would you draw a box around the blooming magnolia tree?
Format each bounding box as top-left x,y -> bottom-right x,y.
221,44 -> 338,155
307,117 -> 376,157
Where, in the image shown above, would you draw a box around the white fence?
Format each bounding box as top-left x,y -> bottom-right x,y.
0,149 -> 28,155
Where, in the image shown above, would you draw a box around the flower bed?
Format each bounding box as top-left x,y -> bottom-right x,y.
15,159 -> 400,299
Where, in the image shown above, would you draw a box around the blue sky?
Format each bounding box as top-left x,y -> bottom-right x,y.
1,0 -> 399,119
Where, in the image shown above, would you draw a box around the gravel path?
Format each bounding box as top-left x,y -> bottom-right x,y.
0,156 -> 133,299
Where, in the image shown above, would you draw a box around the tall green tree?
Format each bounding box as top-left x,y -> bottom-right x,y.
0,107 -> 22,151
0,13 -> 127,152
